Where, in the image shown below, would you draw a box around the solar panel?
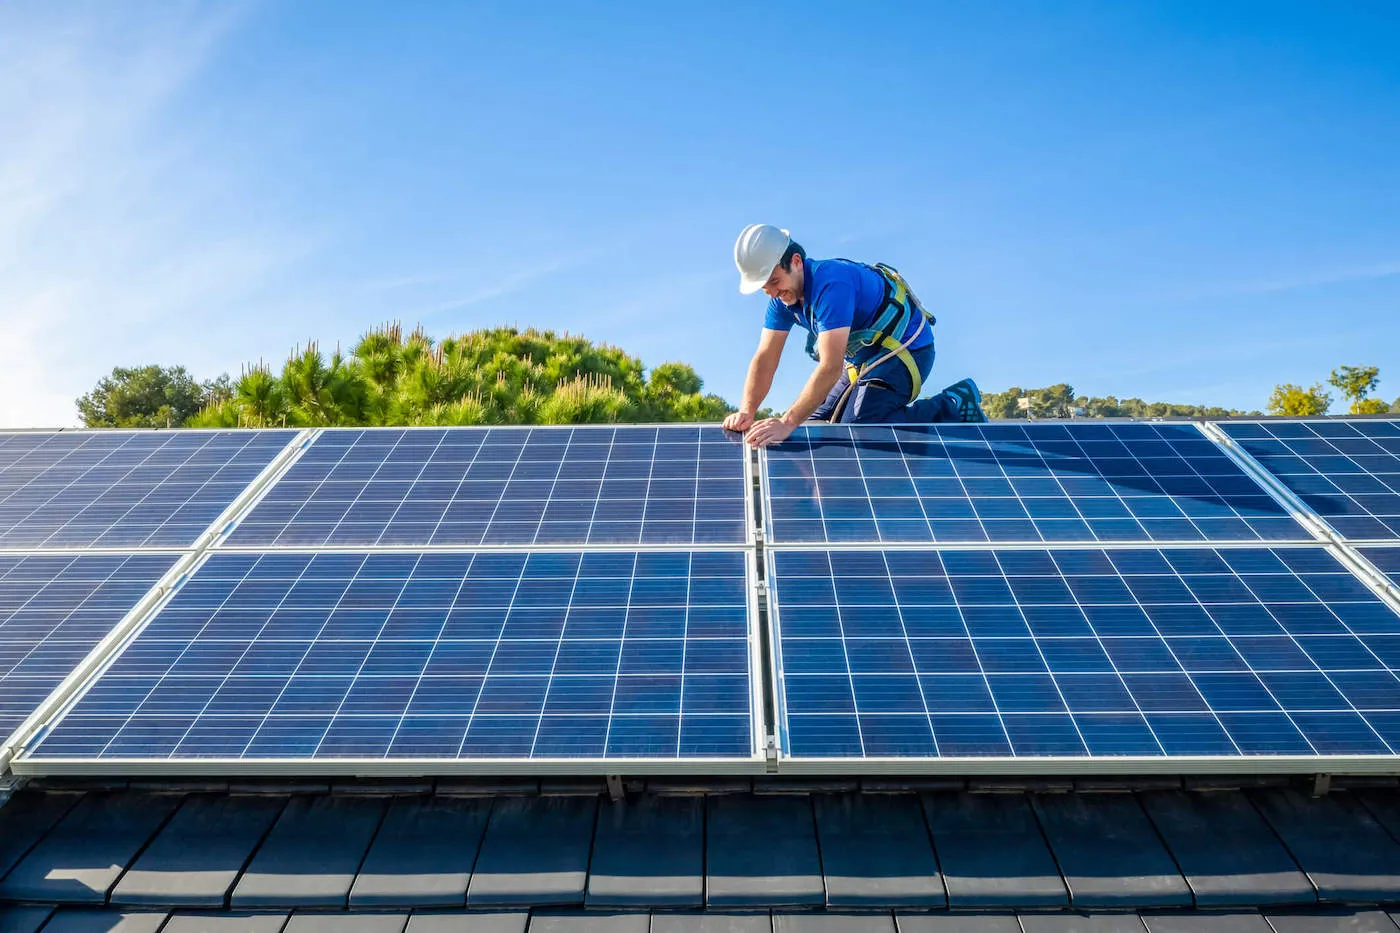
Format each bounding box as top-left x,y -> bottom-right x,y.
1218,420 -> 1400,541
26,548 -> 759,766
225,426 -> 749,548
768,545 -> 1400,765
762,423 -> 1305,546
1361,548 -> 1400,589
1,553 -> 176,743
0,430 -> 296,548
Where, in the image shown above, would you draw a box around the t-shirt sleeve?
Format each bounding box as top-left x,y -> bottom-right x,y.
762,297 -> 798,332
809,274 -> 855,333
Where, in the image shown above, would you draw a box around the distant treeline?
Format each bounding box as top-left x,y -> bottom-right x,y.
981,385 -> 1256,420
77,324 -> 730,428
984,366 -> 1396,420
75,327 -> 1395,427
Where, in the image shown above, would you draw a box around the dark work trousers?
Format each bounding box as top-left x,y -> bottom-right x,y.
808,343 -> 960,424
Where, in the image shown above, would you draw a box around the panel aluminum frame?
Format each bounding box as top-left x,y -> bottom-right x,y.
0,429 -> 314,771
212,424 -> 757,552
0,427 -> 305,552
764,538 -> 1400,776
758,421 -> 1318,549
10,545 -> 768,777
1209,419 -> 1400,545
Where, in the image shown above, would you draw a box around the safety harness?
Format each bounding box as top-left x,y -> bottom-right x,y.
803,262 -> 936,419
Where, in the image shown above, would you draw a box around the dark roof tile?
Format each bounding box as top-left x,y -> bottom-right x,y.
0,793 -> 179,905
465,797 -> 595,908
0,791 -> 80,881
0,905 -> 54,933
1139,790 -> 1314,907
230,795 -> 387,909
894,912 -> 1022,933
527,910 -> 649,933
350,797 -> 491,909
1265,908 -> 1400,933
1032,793 -> 1193,909
403,911 -> 529,932
6,784 -> 1400,920
37,909 -> 168,933
161,910 -> 290,931
586,794 -> 703,908
1141,910 -> 1277,933
772,913 -> 896,933
110,793 -> 286,908
283,911 -> 408,932
649,914 -> 771,933
920,792 -> 1067,908
705,795 -> 822,908
1018,913 -> 1149,933
813,793 -> 943,909
1251,789 -> 1400,902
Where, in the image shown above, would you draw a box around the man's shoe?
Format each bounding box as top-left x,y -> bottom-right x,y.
943,378 -> 988,423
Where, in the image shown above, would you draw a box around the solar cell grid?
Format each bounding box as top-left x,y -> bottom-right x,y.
0,430 -> 295,548
226,426 -> 748,547
1220,420 -> 1400,541
762,422 -> 1304,546
29,548 -> 758,764
1361,548 -> 1400,590
769,545 -> 1400,763
0,553 -> 175,741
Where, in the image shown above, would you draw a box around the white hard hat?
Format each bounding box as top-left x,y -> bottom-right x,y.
734,223 -> 791,294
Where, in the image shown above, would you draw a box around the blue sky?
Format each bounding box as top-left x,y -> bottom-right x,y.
2,1 -> 1397,427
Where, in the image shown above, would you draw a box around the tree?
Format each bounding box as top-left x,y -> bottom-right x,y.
979,387 -> 1025,420
1328,365 -> 1382,414
1267,383 -> 1332,417
1031,383 -> 1076,418
646,362 -> 703,398
76,365 -> 220,428
186,324 -> 736,427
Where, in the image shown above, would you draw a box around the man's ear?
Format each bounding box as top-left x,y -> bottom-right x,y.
789,253 -> 803,273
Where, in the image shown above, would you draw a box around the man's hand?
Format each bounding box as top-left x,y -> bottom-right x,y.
745,417 -> 796,448
722,410 -> 755,433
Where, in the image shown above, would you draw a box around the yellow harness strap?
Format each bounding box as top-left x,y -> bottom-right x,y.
845,336 -> 923,400
825,263 -> 931,422
878,335 -> 924,399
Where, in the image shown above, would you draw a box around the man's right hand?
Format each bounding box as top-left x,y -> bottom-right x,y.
722,410 -> 755,433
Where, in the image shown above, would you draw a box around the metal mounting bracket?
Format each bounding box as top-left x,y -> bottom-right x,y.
606,774 -> 625,802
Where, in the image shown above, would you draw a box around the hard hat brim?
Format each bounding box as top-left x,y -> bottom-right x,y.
738,266 -> 776,295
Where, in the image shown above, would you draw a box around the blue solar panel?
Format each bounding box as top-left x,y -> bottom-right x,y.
1219,420 -> 1400,541
762,423 -> 1304,545
226,426 -> 748,547
768,546 -> 1400,762
1361,548 -> 1400,589
0,430 -> 295,548
0,554 -> 176,742
29,549 -> 758,763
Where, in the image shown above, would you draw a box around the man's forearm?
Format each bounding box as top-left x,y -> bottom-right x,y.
739,355 -> 778,415
782,362 -> 844,425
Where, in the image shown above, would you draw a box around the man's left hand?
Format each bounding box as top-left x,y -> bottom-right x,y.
746,417 -> 796,448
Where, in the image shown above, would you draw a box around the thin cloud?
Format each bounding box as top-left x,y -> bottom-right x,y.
1088,330 -> 1364,383
0,2 -> 323,429
1217,261 -> 1400,296
1132,261 -> 1400,306
411,250 -> 599,320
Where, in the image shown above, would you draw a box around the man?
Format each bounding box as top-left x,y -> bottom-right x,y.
722,223 -> 986,447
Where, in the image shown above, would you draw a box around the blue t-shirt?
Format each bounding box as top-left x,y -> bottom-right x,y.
762,258 -> 933,366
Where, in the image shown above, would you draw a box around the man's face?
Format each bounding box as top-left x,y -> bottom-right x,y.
762,255 -> 803,306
